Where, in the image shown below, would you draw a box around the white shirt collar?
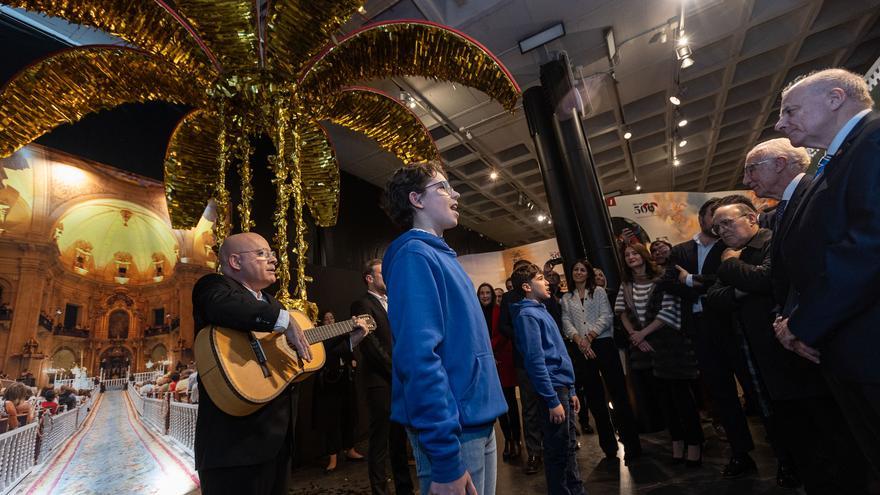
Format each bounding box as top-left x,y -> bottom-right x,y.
241,283 -> 263,301
827,108 -> 871,155
781,173 -> 806,202
367,290 -> 386,302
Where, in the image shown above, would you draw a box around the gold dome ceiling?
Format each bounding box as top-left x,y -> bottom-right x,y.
54,199 -> 178,285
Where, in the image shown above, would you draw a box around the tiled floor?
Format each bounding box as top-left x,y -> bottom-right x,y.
290,419 -> 805,495
18,391 -> 199,495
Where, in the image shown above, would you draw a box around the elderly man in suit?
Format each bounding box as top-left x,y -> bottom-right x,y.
192,232 -> 365,494
351,259 -> 414,495
774,67 -> 880,479
707,196 -> 862,492
667,198 -> 758,478
741,138 -> 812,306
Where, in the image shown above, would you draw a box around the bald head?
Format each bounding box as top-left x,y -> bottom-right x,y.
219,233 -> 278,290
743,138 -> 810,199
776,68 -> 873,149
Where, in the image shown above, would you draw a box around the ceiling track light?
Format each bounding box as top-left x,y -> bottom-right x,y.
357,5 -> 366,14
537,214 -> 546,222
679,139 -> 688,148
675,31 -> 695,69
678,118 -> 688,127
673,158 -> 681,166
623,130 -> 633,140
669,95 -> 681,106
489,170 -> 498,180
635,183 -> 642,192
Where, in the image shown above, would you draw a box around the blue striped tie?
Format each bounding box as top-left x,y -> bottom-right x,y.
815,153 -> 833,178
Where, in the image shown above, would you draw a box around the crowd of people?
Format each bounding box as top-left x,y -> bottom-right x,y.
132,366 -> 198,404
192,67 -> 879,495
0,381 -> 89,432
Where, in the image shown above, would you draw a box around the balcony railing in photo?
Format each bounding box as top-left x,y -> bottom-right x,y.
126,386 -> 196,457
0,392 -> 97,494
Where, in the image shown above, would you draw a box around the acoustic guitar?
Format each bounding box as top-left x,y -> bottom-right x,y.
195,310 -> 375,416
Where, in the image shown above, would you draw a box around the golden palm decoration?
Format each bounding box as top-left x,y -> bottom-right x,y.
0,1 -> 520,311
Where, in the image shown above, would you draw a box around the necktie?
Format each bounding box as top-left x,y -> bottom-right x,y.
772,199 -> 788,231
814,153 -> 833,178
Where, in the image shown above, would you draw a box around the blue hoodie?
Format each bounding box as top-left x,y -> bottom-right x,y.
383,229 -> 507,483
511,298 -> 575,408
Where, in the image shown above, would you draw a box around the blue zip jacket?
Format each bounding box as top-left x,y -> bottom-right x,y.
512,298 -> 576,408
383,229 -> 507,483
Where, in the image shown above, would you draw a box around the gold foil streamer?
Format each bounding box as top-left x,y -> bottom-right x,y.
300,22 -> 520,112
289,122 -> 309,306
213,104 -> 232,252
234,125 -> 255,231
172,0 -> 260,73
266,0 -> 364,79
322,88 -> 438,164
7,0 -> 216,79
164,109 -> 220,230
0,46 -> 204,159
270,101 -> 293,307
296,119 -> 339,227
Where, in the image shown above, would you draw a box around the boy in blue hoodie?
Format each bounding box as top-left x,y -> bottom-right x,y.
511,263 -> 585,495
382,161 -> 507,495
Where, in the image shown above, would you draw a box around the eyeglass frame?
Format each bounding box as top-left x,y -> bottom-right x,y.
422,179 -> 456,196
235,248 -> 277,260
711,213 -> 752,236
743,158 -> 777,177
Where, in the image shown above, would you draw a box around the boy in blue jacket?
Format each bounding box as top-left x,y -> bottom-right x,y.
382,161 -> 507,495
511,263 -> 585,495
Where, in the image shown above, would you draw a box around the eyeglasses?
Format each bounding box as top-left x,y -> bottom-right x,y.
711,214 -> 749,236
236,248 -> 277,260
423,179 -> 456,196
743,158 -> 775,176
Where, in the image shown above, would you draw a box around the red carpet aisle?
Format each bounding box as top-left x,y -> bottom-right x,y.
17,391 -> 199,495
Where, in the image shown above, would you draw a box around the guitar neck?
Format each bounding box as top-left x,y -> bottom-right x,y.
305,321 -> 358,345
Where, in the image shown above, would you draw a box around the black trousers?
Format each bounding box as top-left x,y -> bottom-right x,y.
772,396 -> 868,494
569,345 -> 617,456
199,437 -> 291,495
657,377 -> 704,445
691,313 -> 754,455
592,338 -> 641,452
366,385 -> 414,495
498,386 -> 522,443
541,387 -> 585,495
825,371 -> 880,482
516,367 -> 544,456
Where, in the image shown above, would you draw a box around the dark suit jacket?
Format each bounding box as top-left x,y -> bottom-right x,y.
706,229 -> 826,400
192,273 -> 297,470
351,294 -> 393,389
781,111 -> 880,383
664,238 -> 727,327
769,174 -> 812,307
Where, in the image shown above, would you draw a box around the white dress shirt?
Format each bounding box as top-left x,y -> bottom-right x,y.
242,283 -> 289,331
781,173 -> 806,202
826,108 -> 871,155
367,290 -> 388,312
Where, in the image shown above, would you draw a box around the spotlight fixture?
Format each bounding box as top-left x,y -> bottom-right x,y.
407,97 -> 417,109
635,183 -> 642,191
678,118 -> 688,127
623,130 -> 633,140
675,34 -> 695,69
537,214 -> 546,222
669,95 -> 681,106
489,170 -> 499,180
528,202 -> 535,211
547,219 -> 552,225
465,131 -> 473,140
679,139 -> 688,147
673,158 -> 681,166
357,5 -> 366,14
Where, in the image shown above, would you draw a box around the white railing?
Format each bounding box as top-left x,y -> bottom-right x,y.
126,385 -> 144,416
37,408 -> 78,463
101,378 -> 128,391
168,401 -> 197,456
52,377 -> 97,391
141,395 -> 168,435
0,421 -> 39,493
131,371 -> 162,384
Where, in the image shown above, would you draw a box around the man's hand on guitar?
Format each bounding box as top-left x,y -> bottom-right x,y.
349,316 -> 372,348
285,320 -> 312,362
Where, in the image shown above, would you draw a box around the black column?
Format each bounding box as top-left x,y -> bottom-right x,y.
539,56 -> 622,290
522,86 -> 585,278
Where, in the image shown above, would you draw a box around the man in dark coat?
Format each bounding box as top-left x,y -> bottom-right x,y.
351,259 -> 413,495
774,68 -> 880,482
665,198 -> 757,478
193,232 -> 364,495
707,198 -> 861,492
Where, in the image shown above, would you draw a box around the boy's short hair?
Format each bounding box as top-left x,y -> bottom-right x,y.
383,160 -> 446,228
510,263 -> 541,297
